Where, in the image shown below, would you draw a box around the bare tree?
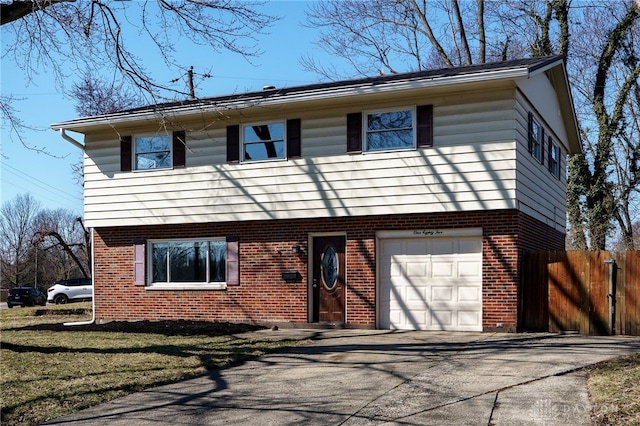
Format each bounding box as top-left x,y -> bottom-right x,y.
33,210 -> 90,281
566,1 -> 640,250
301,0 -> 547,79
0,195 -> 91,290
1,0 -> 278,145
304,0 -> 640,250
0,194 -> 41,288
71,74 -> 144,117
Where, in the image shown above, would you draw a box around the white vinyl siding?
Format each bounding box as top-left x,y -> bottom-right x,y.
80,86 -> 563,230
83,143 -> 517,227
514,90 -> 568,231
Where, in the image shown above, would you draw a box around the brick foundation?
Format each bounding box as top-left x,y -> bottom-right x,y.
92,209 -> 564,330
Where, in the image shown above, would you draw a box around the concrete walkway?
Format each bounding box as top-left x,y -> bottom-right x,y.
45,330 -> 640,425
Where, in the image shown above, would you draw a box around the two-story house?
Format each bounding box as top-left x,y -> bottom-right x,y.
52,55 -> 580,331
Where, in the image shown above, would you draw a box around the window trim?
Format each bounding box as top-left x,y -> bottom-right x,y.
363,106 -> 417,153
528,114 -> 544,163
241,120 -> 287,163
133,132 -> 173,171
147,237 -> 228,290
548,138 -> 561,179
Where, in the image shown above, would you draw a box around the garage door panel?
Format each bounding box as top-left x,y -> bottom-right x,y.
412,311 -> 429,328
406,261 -> 428,277
431,310 -> 454,327
385,260 -> 402,278
431,286 -> 453,302
382,308 -> 399,328
406,285 -> 428,304
379,235 -> 482,331
432,239 -> 456,255
458,286 -> 481,302
458,261 -> 481,277
458,310 -> 482,327
382,241 -> 404,255
406,240 -> 428,255
432,260 -> 455,278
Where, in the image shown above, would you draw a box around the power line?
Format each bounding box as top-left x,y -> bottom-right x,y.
2,177 -> 82,212
0,160 -> 83,209
1,160 -> 81,201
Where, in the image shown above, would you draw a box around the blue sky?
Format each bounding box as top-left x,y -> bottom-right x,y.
1,1 -> 331,214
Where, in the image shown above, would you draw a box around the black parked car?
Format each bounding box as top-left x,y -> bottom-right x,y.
7,287 -> 47,308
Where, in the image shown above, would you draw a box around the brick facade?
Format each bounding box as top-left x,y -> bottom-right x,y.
92,209 -> 564,331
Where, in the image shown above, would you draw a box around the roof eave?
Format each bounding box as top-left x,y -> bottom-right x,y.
51,67 -> 530,133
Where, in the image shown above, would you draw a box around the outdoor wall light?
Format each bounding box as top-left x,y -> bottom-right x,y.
292,243 -> 301,254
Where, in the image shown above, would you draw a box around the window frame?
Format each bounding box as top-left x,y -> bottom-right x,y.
241,121 -> 287,163
133,132 -> 173,171
548,138 -> 561,179
363,107 -> 416,153
147,237 -> 228,290
529,116 -> 543,163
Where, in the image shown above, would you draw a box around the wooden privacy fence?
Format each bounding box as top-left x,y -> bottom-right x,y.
521,251 -> 640,335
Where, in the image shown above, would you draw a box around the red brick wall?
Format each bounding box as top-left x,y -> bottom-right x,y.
92,210 -> 564,330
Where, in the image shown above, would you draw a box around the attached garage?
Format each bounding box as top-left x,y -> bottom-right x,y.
377,229 -> 483,331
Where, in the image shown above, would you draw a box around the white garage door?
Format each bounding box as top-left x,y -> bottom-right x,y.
378,232 -> 483,331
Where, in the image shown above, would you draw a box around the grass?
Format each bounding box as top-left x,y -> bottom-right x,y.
3,305 -> 639,425
588,352 -> 640,426
0,304 -> 306,426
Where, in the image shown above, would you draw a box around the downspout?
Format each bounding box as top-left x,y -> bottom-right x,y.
58,128 -> 85,150
58,128 -> 94,325
64,228 -> 95,326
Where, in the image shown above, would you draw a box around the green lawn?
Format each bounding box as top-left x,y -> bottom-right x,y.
0,304 -> 305,426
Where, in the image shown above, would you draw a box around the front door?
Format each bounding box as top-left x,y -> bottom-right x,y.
312,235 -> 346,323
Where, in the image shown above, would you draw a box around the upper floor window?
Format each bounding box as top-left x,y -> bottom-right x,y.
347,105 -> 432,153
243,122 -> 285,161
529,116 -> 543,163
227,119 -> 300,164
135,134 -> 172,170
365,108 -> 414,152
120,131 -> 185,172
548,139 -> 561,179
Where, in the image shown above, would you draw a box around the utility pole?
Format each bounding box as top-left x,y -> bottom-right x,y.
187,66 -> 195,99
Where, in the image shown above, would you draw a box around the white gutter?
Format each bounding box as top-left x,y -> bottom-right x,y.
64,227 -> 95,326
58,128 -> 85,150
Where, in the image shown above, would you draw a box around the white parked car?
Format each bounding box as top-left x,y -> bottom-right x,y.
47,278 -> 93,304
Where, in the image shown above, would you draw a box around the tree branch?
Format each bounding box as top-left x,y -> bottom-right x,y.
35,230 -> 89,278
1,0 -> 74,26
452,0 -> 472,65
410,0 -> 454,67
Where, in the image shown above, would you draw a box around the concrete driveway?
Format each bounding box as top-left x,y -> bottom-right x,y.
45,330 -> 640,425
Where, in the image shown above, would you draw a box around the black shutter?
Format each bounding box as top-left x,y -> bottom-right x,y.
226,236 -> 239,286
173,130 -> 186,168
416,105 -> 434,148
527,112 -> 534,153
120,136 -> 132,171
548,137 -> 553,172
287,119 -> 301,158
227,125 -> 240,163
540,128 -> 545,165
346,112 -> 362,153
